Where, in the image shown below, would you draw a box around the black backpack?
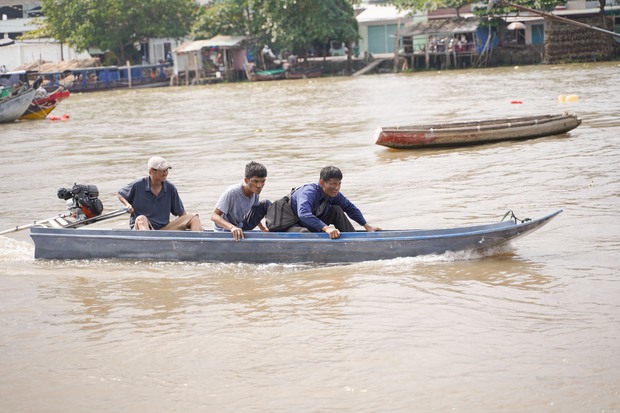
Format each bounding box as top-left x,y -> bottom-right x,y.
265,188 -> 299,231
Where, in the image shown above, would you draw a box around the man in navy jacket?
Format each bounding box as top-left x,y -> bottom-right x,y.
290,166 -> 381,239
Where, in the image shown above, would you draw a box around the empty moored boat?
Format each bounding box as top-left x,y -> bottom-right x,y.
374,113 -> 581,149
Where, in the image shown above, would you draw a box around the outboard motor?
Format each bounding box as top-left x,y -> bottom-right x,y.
57,184 -> 104,220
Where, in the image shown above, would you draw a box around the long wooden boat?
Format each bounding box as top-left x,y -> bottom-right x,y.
285,66 -> 323,80
374,113 -> 581,149
248,68 -> 286,81
0,87 -> 36,123
29,210 -> 561,264
35,63 -> 171,93
18,87 -> 70,120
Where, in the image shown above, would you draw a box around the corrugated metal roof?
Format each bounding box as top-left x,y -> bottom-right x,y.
356,5 -> 410,23
403,17 -> 480,36
174,35 -> 247,53
174,40 -> 212,53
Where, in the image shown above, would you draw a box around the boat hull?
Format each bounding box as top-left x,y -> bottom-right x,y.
285,67 -> 323,80
248,69 -> 285,81
375,113 -> 581,149
19,88 -> 70,120
0,88 -> 36,123
18,105 -> 56,120
29,210 -> 562,263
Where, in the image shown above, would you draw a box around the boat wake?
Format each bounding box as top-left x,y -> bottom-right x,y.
353,244 -> 515,269
0,236 -> 34,262
0,236 -> 515,273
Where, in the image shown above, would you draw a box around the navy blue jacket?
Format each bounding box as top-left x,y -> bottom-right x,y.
290,183 -> 367,232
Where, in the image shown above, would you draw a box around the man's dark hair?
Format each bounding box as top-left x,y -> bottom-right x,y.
320,166 -> 343,182
245,161 -> 267,179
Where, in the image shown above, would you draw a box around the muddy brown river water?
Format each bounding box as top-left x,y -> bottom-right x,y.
1,62 -> 619,412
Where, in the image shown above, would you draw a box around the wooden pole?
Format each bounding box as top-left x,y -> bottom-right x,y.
394,19 -> 400,73
425,36 -> 430,69
126,60 -> 132,88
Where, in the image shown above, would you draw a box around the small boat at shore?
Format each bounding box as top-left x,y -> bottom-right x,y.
18,86 -> 70,120
248,68 -> 286,81
28,210 -> 561,264
285,66 -> 323,80
374,113 -> 581,149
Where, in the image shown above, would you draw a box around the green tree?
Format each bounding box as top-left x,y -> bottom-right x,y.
391,0 -> 473,16
391,0 -> 563,16
33,0 -> 196,64
192,0 -> 359,59
251,0 -> 358,54
192,1 -> 252,40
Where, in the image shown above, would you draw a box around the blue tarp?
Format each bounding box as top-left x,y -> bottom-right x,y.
475,27 -> 500,52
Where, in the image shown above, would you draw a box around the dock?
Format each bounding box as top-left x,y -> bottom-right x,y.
352,58 -> 387,76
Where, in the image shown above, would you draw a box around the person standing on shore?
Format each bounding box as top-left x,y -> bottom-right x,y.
117,156 -> 202,231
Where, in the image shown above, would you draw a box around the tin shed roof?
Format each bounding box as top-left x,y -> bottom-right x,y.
403,17 -> 480,36
356,5 -> 409,23
174,35 -> 248,53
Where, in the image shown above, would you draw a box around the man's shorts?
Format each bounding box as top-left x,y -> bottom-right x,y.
160,213 -> 199,230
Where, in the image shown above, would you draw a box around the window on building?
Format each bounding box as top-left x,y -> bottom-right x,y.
532,24 -> 545,45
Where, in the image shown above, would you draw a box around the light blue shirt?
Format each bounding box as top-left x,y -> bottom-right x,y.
214,183 -> 259,230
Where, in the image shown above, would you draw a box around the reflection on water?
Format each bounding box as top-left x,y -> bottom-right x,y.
370,252 -> 554,289
40,268 -> 353,338
26,246 -> 557,345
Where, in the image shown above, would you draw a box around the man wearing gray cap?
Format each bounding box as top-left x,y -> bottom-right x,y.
117,156 -> 202,231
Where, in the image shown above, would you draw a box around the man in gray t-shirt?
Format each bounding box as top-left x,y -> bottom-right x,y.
211,161 -> 272,240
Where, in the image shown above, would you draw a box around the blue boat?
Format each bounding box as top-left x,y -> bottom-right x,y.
29,210 -> 561,264
38,63 -> 171,93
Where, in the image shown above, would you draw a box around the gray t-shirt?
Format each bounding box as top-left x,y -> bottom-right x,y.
214,183 -> 259,230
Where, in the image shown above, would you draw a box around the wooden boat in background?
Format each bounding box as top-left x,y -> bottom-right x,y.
29,210 -> 561,264
248,68 -> 286,81
35,63 -> 171,93
285,66 -> 323,80
19,87 -> 70,120
374,113 -> 581,149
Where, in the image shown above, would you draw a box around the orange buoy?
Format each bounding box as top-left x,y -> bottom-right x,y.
558,94 -> 579,103
510,100 -> 523,104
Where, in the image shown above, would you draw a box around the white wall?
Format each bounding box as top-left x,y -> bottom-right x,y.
0,40 -> 91,70
148,38 -> 183,64
0,16 -> 37,34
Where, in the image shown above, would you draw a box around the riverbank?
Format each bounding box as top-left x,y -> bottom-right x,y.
311,43 -> 618,77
